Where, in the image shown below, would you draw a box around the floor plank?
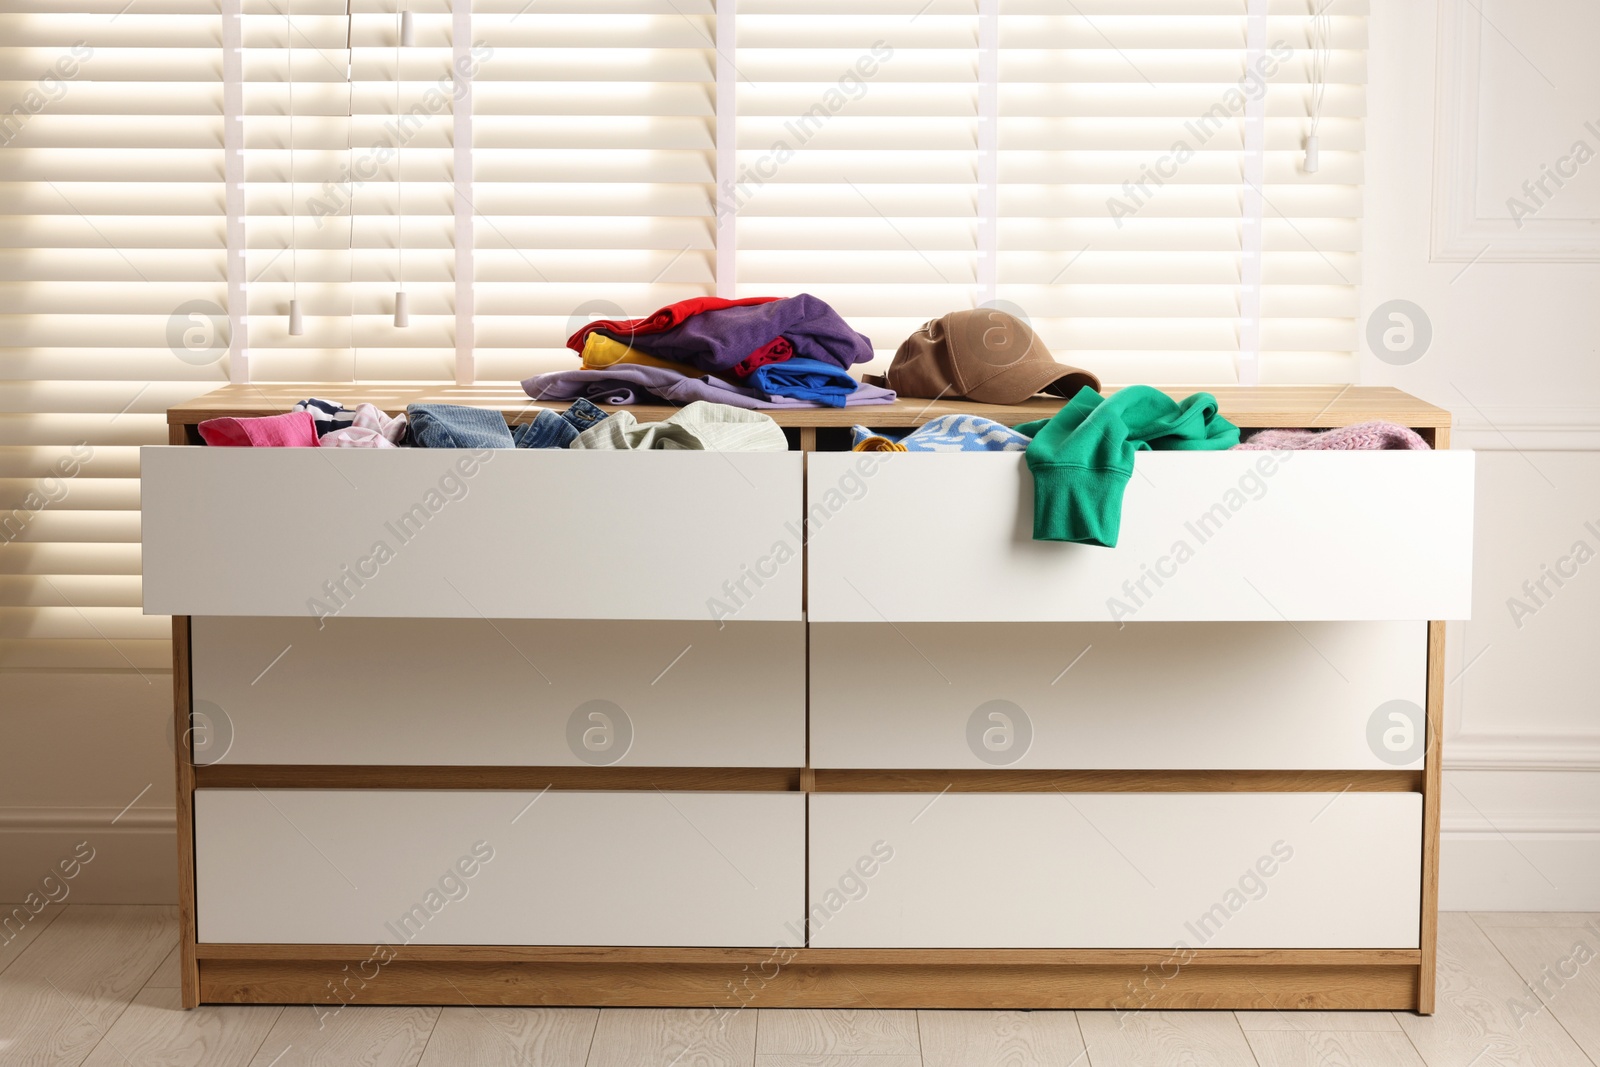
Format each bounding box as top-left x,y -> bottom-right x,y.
143,945 -> 182,989
79,987 -> 281,1067
0,904 -> 175,1067
244,1005 -> 439,1067
1246,1031 -> 1425,1067
1478,919 -> 1600,1061
1234,1010 -> 1400,1032
1397,913 -> 1590,1067
417,1007 -> 596,1066
754,1058 -> 921,1067
918,1010 -> 1086,1067
587,1007 -> 757,1067
756,1010 -> 919,1056
1471,914 -> 1600,928
1077,1010 -> 1257,1067
0,900 -> 65,977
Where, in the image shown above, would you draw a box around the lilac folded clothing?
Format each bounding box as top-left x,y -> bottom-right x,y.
523,363 -> 896,410
597,293 -> 874,374
1233,421 -> 1430,451
198,410 -> 319,447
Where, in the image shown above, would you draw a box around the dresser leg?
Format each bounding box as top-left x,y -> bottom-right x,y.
173,615 -> 201,1009
1416,620 -> 1446,1014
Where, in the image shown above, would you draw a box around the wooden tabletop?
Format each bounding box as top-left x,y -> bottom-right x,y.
167,383 -> 1450,431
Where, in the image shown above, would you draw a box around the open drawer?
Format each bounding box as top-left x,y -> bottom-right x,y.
807,450 -> 1474,622
141,448 -> 802,620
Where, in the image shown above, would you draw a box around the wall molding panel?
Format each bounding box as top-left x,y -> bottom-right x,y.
1431,0 -> 1600,262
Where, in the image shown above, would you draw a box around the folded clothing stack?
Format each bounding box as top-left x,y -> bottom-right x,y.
524,294 -> 894,409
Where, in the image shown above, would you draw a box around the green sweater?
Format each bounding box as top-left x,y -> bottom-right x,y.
1015,386 -> 1240,547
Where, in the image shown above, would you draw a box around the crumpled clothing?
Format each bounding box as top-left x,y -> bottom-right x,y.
1233,421 -> 1430,451
850,414 -> 1033,453
569,401 -> 788,452
523,363 -> 896,410
199,410 -> 319,448
407,403 -> 516,449
320,404 -> 408,448
566,295 -> 781,352
292,397 -> 357,438
509,398 -> 612,449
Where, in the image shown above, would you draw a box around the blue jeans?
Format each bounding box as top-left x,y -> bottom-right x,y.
406,403 -> 515,449
510,398 -> 610,448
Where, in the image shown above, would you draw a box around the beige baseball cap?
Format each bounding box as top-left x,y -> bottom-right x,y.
881,309 -> 1100,405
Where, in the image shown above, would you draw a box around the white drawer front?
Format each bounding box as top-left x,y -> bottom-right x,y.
810,621 -> 1426,770
807,451 -> 1474,622
808,792 -> 1421,949
191,617 -> 803,767
142,448 -> 801,620
195,789 -> 804,946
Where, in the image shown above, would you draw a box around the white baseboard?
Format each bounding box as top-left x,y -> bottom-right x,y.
0,807 -> 177,905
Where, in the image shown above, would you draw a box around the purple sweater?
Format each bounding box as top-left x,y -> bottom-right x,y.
597,294 -> 874,374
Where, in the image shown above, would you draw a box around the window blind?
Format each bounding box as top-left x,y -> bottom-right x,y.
735,2 -> 981,369
996,0 -> 1366,385
0,2 -> 221,669
241,0 -> 458,382
0,0 -> 1364,669
469,0 -> 718,382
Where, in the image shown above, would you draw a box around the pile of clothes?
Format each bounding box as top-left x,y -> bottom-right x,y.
198,397 -> 789,452
849,387 -> 1431,548
523,294 -> 896,410
195,302 -> 1437,537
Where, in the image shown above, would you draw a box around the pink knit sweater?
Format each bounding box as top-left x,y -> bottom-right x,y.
1233,420 -> 1430,451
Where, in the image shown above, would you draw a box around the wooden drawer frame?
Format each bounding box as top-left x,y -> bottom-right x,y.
162,385 -> 1453,1014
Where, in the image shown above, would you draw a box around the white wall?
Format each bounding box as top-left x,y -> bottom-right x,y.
0,673 -> 176,903
1364,0 -> 1600,908
3,0 -> 1596,911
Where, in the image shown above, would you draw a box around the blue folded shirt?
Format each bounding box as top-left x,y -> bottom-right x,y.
746,357 -> 861,409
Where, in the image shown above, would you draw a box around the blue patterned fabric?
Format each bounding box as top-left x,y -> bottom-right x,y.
851,413 -> 1032,452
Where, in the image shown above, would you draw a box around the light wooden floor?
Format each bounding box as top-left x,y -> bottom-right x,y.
2,908 -> 1598,1066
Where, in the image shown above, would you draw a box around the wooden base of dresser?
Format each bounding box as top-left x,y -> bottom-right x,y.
193,947 -> 1427,1012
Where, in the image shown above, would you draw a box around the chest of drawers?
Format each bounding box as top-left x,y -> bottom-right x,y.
146,385 -> 1470,1014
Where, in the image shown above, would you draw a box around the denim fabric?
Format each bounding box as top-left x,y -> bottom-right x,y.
511,409 -> 578,449
559,397 -> 610,433
509,400 -> 611,448
406,403 -> 514,449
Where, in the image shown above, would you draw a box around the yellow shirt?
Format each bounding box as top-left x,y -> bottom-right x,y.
581,332 -> 697,376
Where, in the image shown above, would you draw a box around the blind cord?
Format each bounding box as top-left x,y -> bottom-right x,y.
286,0 -> 303,334
1305,0 -> 1330,172
395,9 -> 403,291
